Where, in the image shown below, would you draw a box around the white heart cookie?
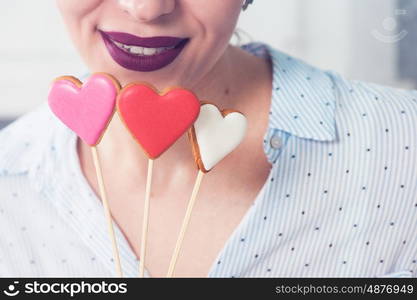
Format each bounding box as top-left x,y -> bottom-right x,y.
189,103 -> 248,172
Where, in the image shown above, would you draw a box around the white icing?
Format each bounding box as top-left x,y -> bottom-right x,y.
193,104 -> 247,171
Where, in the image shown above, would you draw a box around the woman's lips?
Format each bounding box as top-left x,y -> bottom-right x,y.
99,30 -> 189,72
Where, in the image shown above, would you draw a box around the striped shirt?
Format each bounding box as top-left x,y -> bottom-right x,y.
0,43 -> 416,277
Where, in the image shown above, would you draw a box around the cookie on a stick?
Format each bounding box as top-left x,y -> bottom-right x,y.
48,73 -> 123,277
167,103 -> 247,277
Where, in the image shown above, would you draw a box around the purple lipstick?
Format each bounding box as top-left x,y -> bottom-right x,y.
99,30 -> 189,72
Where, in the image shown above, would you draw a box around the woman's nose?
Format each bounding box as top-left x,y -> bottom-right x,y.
117,0 -> 176,22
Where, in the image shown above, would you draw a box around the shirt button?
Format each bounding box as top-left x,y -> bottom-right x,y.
270,136 -> 282,149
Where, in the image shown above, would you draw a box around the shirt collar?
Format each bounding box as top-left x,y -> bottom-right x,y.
263,44 -> 338,141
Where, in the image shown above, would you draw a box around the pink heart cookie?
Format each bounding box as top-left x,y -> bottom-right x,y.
48,73 -> 120,146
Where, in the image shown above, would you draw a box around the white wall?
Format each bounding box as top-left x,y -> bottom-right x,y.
0,0 -> 413,118
238,0 -> 413,87
0,1 -> 84,118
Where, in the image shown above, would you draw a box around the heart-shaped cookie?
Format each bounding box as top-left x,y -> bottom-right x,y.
189,103 -> 247,172
117,83 -> 201,159
48,73 -> 120,146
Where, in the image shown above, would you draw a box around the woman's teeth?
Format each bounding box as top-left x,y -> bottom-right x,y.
112,40 -> 175,56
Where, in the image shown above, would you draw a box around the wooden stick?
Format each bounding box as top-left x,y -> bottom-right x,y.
139,158 -> 154,277
166,170 -> 205,277
91,146 -> 123,277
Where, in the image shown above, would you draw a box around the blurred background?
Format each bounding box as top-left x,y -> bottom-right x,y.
0,0 -> 416,128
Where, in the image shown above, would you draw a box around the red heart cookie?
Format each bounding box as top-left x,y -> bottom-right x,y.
117,83 -> 201,159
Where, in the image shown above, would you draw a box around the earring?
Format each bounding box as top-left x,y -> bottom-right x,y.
242,0 -> 253,11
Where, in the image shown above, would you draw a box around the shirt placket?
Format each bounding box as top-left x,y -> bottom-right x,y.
263,128 -> 292,165
208,128 -> 292,277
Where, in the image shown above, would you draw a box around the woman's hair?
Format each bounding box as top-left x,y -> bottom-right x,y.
233,0 -> 254,46
232,28 -> 254,47
242,0 -> 254,11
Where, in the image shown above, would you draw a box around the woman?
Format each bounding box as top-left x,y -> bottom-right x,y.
0,0 -> 416,278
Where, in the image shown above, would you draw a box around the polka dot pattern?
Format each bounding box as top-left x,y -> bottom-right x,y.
0,42 -> 415,278
213,43 -> 417,278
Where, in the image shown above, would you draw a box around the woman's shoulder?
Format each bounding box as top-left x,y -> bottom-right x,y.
0,104 -> 61,175
244,42 -> 417,139
326,68 -> 417,108
255,41 -> 416,99
245,41 -> 417,102
327,70 -> 417,137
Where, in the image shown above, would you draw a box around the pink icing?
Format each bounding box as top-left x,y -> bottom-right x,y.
48,74 -> 118,146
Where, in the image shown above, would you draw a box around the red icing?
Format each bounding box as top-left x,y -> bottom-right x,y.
117,83 -> 201,159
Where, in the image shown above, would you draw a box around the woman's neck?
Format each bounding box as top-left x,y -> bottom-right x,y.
78,44 -> 272,185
